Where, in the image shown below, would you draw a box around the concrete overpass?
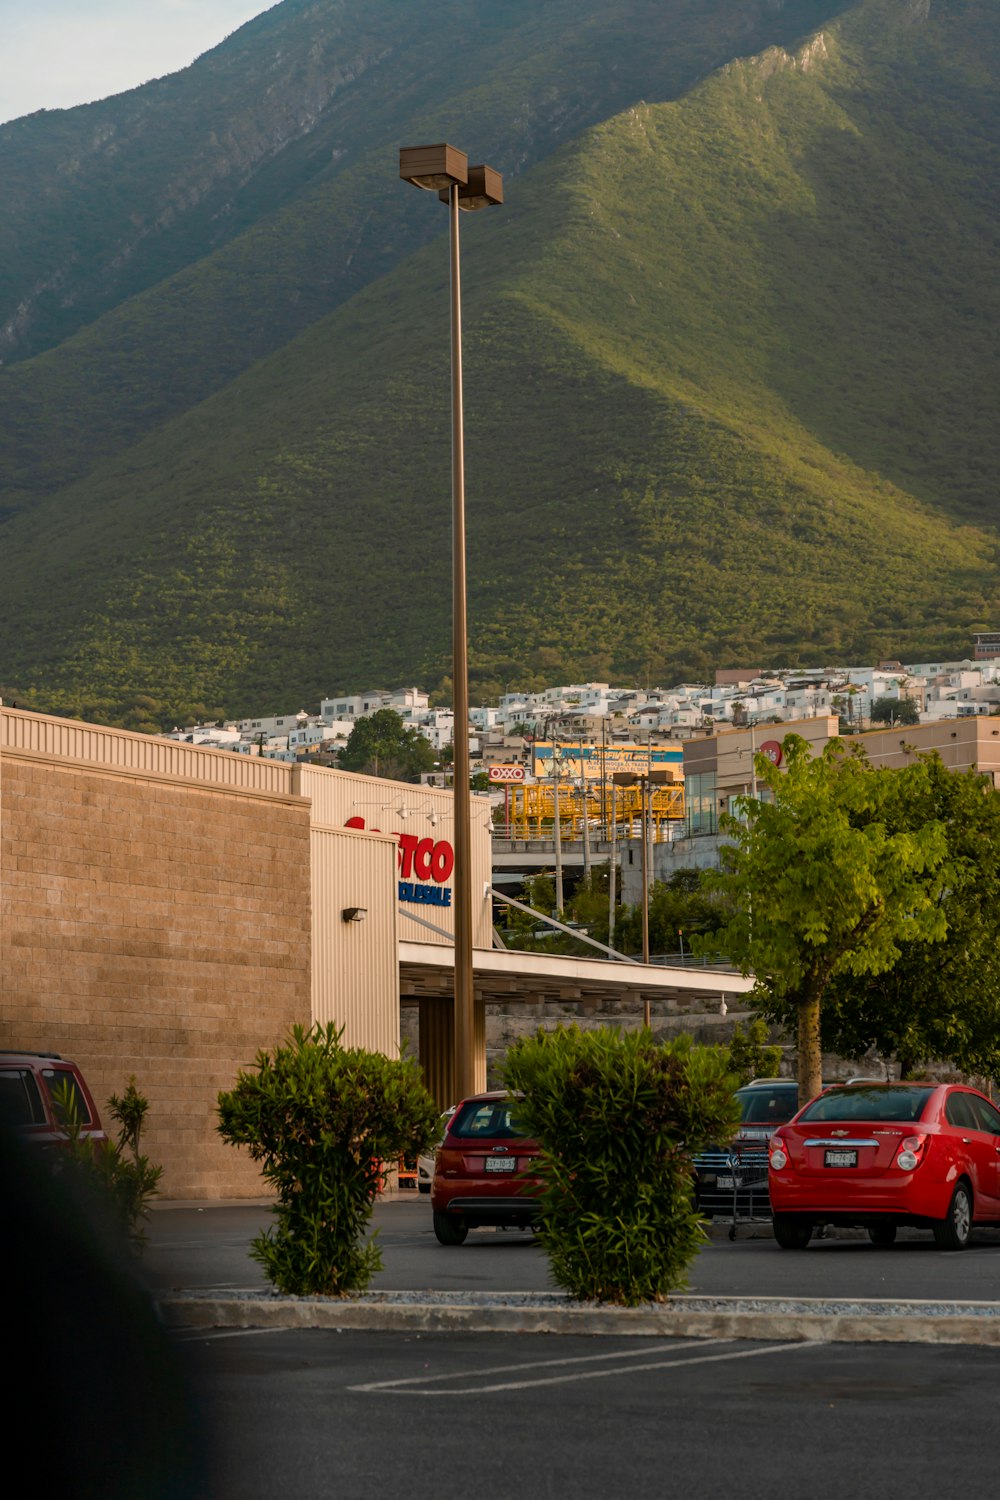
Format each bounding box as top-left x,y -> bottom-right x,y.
399,938 -> 755,1101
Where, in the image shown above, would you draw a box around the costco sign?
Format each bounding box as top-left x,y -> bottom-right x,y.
345,815 -> 453,907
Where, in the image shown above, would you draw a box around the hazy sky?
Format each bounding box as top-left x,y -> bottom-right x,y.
0,0 -> 275,125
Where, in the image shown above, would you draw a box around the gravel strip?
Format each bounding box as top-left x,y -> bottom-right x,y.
160,1285 -> 1000,1317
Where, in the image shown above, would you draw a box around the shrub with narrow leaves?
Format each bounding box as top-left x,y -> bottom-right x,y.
504,1026 -> 739,1305
217,1023 -> 439,1296
51,1074 -> 163,1251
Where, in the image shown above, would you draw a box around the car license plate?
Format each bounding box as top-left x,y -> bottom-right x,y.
484,1156 -> 517,1173
824,1149 -> 857,1168
716,1175 -> 740,1188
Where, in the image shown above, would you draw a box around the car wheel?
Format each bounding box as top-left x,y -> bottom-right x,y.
772,1214 -> 812,1250
933,1182 -> 973,1251
433,1210 -> 468,1246
418,1183 -> 430,1195
867,1223 -> 897,1247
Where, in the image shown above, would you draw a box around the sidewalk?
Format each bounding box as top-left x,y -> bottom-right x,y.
158,1286 -> 1000,1345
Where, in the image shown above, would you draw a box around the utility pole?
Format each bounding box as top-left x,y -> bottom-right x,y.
608,781 -> 617,946
750,719 -> 758,802
640,775 -> 650,974
580,733 -> 592,882
612,767 -> 671,1027
548,720 -> 565,915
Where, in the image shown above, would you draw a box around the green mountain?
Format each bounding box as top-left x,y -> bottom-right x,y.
1,0 -> 997,728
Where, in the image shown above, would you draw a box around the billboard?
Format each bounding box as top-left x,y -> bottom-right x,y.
530,742 -> 683,781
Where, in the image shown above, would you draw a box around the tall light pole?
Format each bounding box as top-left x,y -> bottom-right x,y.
400,144 -> 503,1102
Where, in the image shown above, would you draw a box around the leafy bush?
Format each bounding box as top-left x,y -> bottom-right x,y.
52,1074 -> 163,1250
217,1023 -> 440,1296
503,1026 -> 740,1305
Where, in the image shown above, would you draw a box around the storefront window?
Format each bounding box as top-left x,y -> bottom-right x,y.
685,772 -> 717,837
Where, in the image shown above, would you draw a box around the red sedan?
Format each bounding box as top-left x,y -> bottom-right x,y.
768,1082 -> 1000,1250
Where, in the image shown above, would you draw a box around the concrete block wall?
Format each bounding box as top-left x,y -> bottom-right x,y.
1,755 -> 312,1197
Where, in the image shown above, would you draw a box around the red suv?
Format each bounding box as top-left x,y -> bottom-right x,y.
430,1090 -> 543,1245
0,1051 -> 107,1149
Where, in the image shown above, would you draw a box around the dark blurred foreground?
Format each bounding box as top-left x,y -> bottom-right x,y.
1,1118 -> 207,1499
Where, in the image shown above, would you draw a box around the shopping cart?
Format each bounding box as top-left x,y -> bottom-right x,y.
719,1141 -> 771,1240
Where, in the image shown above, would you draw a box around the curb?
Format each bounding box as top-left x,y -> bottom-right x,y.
158,1293 -> 1000,1346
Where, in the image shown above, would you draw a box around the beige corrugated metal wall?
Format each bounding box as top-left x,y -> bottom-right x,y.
310,825 -> 400,1054
295,765 -> 493,948
1,707 -> 293,794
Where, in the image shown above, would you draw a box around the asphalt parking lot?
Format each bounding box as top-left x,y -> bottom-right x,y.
145,1193 -> 1000,1304
149,1197 -> 1000,1498
173,1327 -> 1000,1500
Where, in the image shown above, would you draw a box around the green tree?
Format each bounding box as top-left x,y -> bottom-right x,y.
822,759 -> 1000,1079
706,736 -> 950,1102
727,1018 -> 782,1085
616,868 -> 727,958
497,869 -> 619,958
870,696 -> 920,727
217,1023 -> 439,1295
504,1026 -> 739,1304
339,709 -> 435,782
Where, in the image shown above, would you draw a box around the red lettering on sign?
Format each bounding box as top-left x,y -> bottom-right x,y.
345,816 -> 454,884
413,838 -> 435,881
431,841 -> 454,883
397,832 -> 419,878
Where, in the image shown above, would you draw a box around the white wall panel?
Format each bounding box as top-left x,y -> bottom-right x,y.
310,826 -> 399,1054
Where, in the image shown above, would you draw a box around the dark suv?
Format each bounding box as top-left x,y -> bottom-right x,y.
0,1051 -> 107,1149
430,1090 -> 542,1245
693,1079 -> 800,1220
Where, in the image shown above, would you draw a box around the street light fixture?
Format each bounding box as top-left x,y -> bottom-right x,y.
612,768 -> 671,1026
400,143 -> 503,1104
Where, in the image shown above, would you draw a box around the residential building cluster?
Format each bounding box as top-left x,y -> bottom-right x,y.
163,649 -> 1000,770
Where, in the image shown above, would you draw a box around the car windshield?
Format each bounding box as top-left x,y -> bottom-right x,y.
449,1099 -> 526,1140
737,1087 -> 798,1125
797,1086 -> 934,1124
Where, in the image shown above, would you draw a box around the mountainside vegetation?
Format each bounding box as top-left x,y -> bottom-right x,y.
1,0 -> 997,727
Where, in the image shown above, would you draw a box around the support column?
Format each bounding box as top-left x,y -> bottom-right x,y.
418,991 -> 487,1105
418,997 -> 457,1109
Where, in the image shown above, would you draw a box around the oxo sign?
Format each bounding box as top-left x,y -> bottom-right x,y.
488,764 -> 525,783
345,816 -> 454,908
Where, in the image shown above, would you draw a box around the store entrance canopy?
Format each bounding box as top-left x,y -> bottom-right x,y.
399,939 -> 754,1010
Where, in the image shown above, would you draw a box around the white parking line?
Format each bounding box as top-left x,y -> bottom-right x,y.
350,1339 -> 822,1394
349,1339 -> 709,1390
